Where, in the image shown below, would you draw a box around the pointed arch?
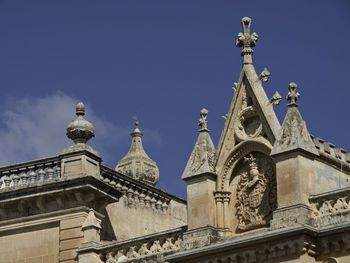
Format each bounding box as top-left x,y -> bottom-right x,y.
218,139 -> 272,191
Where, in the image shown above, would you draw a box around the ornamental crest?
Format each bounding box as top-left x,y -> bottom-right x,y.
235,153 -> 276,231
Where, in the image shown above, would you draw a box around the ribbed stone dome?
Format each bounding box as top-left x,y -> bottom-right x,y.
115,121 -> 159,186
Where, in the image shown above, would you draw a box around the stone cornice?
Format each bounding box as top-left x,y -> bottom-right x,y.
166,224 -> 350,262
0,176 -> 121,221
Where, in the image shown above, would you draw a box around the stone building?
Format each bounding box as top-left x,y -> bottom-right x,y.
0,17 -> 348,263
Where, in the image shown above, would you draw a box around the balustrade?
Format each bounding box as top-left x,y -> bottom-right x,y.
101,165 -> 171,214
0,157 -> 61,191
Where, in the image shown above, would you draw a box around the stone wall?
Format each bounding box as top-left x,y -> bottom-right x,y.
0,224 -> 59,263
106,197 -> 187,241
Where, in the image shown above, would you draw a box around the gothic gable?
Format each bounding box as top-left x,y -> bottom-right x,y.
216,66 -> 281,178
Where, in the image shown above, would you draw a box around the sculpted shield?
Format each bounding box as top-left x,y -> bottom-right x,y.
235,153 -> 276,231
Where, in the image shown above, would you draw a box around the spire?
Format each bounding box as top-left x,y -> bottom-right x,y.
235,17 -> 258,64
115,119 -> 159,186
182,109 -> 216,180
63,102 -> 98,155
271,83 -> 318,156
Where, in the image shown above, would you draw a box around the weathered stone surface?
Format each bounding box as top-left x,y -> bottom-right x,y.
1,16 -> 350,263
182,109 -> 216,180
235,153 -> 277,231
271,83 -> 319,156
116,121 -> 159,186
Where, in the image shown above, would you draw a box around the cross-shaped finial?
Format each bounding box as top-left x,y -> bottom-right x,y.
235,17 -> 258,64
198,108 -> 209,132
286,82 -> 300,107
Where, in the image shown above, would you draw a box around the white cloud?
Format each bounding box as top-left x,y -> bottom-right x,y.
0,93 -> 162,167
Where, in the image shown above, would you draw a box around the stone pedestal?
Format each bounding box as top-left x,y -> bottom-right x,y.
60,150 -> 101,180
184,173 -> 217,229
271,151 -> 317,229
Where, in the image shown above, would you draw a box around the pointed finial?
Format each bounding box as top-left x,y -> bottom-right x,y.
198,108 -> 209,132
286,82 -> 300,107
131,115 -> 143,137
235,17 -> 258,64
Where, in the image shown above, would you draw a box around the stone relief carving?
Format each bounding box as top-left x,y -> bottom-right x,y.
234,105 -> 263,142
271,82 -> 318,156
232,85 -> 265,143
279,115 -> 310,146
182,109 -> 216,179
235,152 -> 276,231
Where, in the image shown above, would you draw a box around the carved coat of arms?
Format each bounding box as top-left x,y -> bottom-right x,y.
235,153 -> 276,231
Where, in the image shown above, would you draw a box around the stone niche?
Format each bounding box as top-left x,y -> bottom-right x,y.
229,151 -> 277,233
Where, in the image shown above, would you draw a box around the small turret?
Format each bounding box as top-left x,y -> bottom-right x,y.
115,120 -> 159,186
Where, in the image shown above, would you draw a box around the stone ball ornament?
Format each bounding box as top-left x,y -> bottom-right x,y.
66,102 -> 95,145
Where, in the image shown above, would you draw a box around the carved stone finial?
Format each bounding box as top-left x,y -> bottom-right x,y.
259,68 -> 271,82
270,91 -> 282,105
66,102 -> 95,145
286,82 -> 300,107
235,17 -> 258,64
198,108 -> 209,132
63,102 -> 99,155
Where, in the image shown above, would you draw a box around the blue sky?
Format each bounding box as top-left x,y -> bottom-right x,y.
0,1 -> 349,198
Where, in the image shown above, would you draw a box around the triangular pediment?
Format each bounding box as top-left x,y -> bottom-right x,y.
216,65 -> 281,171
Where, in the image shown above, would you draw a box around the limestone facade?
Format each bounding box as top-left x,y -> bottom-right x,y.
0,17 -> 349,263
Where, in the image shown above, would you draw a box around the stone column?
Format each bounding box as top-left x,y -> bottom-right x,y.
222,193 -> 231,229
214,193 -> 223,228
214,191 -> 231,229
